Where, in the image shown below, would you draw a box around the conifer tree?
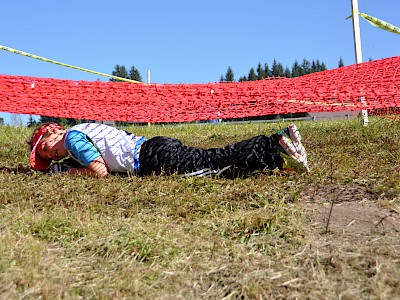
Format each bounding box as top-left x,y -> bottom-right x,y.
311,60 -> 317,73
39,116 -> 79,126
256,63 -> 265,80
284,67 -> 291,78
338,57 -> 344,67
316,59 -> 322,72
110,65 -> 129,82
301,58 -> 311,75
264,63 -> 271,77
220,57 -> 332,82
292,60 -> 300,77
271,59 -> 279,77
111,65 -> 142,82
248,68 -> 257,81
223,66 -> 235,82
270,60 -> 284,77
27,116 -> 39,127
129,66 -> 142,82
276,62 -> 284,77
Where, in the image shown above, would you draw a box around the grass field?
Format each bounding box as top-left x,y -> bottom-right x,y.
0,118 -> 399,299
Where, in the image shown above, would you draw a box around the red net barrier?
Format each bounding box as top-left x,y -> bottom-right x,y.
368,107 -> 400,120
0,57 -> 399,123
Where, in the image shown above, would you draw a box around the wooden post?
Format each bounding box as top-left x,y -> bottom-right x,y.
351,0 -> 369,126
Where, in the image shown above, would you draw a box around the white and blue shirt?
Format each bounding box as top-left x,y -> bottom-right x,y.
64,123 -> 147,173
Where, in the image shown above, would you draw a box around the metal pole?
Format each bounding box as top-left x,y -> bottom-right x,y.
351,0 -> 369,126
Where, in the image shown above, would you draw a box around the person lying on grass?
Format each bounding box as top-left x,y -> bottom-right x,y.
27,122 -> 309,178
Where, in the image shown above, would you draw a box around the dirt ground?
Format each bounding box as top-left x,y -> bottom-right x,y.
285,184 -> 400,298
300,184 -> 400,236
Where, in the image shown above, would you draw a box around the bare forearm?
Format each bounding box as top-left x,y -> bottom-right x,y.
60,157 -> 109,177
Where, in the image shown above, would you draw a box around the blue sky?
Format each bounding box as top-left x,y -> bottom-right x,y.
1,0 -> 399,124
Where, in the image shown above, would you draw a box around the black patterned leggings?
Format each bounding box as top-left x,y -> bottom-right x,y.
138,134 -> 283,178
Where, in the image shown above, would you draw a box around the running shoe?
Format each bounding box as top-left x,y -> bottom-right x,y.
277,126 -> 310,173
284,124 -> 308,166
280,152 -> 308,174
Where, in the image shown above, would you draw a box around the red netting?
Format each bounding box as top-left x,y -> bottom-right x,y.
0,57 -> 399,123
368,107 -> 400,120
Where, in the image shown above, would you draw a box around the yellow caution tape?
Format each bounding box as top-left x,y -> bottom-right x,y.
358,12 -> 400,35
0,45 -> 142,83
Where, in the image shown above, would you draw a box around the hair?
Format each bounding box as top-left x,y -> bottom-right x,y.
26,122 -> 64,150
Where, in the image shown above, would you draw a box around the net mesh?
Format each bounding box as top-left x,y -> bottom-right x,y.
0,56 -> 399,123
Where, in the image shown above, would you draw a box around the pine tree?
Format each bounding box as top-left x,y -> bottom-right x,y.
219,57 -> 329,82
27,116 -> 39,127
224,66 -> 235,82
111,65 -> 129,82
316,59 -> 322,72
292,60 -> 300,77
248,68 -> 257,81
271,59 -> 279,77
338,57 -> 344,68
129,66 -> 142,82
256,63 -> 265,80
39,116 -> 83,126
301,58 -> 311,75
276,62 -> 284,77
110,64 -> 142,82
264,63 -> 271,77
284,67 -> 291,78
311,60 -> 317,73
269,60 -> 285,77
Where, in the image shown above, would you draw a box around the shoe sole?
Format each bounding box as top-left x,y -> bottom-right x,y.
283,124 -> 310,172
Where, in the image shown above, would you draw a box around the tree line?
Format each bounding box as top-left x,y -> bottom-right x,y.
220,57 -> 346,82
32,57 -> 346,126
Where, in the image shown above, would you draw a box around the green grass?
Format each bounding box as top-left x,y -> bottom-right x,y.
0,118 -> 399,299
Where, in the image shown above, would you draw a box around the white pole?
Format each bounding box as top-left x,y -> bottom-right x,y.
351,0 -> 362,64
351,0 -> 369,126
147,70 -> 151,126
147,69 -> 151,84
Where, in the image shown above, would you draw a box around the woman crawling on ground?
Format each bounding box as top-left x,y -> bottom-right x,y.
27,122 -> 309,178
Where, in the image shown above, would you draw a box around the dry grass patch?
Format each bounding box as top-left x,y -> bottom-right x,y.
0,118 -> 399,299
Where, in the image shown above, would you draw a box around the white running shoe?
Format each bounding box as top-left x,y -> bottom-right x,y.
285,124 -> 308,167
277,127 -> 310,173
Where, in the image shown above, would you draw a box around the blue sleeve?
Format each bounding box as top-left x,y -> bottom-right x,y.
65,130 -> 101,167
